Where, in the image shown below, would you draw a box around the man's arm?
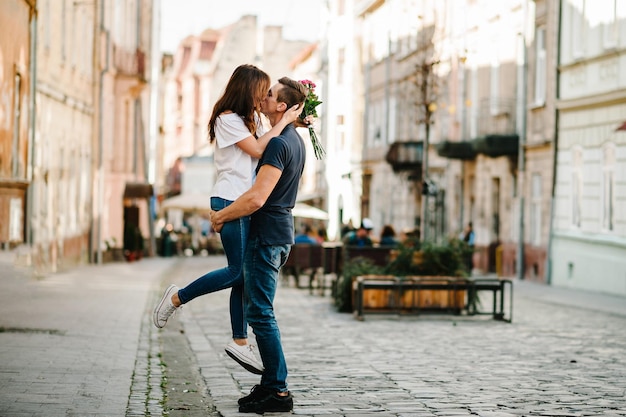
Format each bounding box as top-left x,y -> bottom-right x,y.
209,164 -> 282,232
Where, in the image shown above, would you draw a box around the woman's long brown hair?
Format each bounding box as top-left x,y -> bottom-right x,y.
208,64 -> 271,143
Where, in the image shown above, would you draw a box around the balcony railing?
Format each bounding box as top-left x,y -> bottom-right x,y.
477,97 -> 519,136
112,44 -> 146,80
385,141 -> 423,173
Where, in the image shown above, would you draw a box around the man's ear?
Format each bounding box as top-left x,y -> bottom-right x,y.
277,102 -> 287,112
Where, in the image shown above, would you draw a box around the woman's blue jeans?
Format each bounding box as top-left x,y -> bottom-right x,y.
243,235 -> 291,392
177,197 -> 250,339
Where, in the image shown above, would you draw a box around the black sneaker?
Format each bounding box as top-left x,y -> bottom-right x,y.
238,385 -> 273,406
239,391 -> 293,414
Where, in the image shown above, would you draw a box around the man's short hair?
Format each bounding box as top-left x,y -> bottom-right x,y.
277,77 -> 307,108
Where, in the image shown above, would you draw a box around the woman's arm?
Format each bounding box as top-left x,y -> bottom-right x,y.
236,105 -> 301,158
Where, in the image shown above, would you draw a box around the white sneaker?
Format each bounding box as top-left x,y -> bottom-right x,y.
225,341 -> 264,375
153,284 -> 180,328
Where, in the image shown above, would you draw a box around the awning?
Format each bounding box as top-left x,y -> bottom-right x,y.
436,140 -> 477,160
292,202 -> 328,220
385,141 -> 423,172
472,134 -> 519,157
123,182 -> 154,199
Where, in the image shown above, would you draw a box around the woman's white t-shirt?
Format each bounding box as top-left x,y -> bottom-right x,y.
211,112 -> 267,201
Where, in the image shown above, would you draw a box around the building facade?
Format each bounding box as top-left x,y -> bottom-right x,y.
0,0 -> 35,250
93,0 -> 156,264
550,0 -> 626,295
31,0 -> 95,272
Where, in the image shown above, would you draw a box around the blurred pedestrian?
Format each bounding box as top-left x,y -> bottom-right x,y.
294,224 -> 318,244
379,224 -> 399,247
462,222 -> 475,274
344,218 -> 374,247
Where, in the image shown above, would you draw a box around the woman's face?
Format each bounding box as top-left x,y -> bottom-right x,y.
255,81 -> 270,111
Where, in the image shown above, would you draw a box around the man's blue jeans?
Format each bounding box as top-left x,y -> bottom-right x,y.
177,197 -> 250,339
243,235 -> 291,392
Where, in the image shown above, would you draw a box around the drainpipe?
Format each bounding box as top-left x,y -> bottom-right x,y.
26,3 -> 38,251
459,56 -> 467,231
546,0 -> 563,285
96,0 -> 110,264
516,0 -> 529,281
146,0 -> 161,257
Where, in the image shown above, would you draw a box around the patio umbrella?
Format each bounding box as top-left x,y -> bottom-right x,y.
292,202 -> 328,220
160,193 -> 212,214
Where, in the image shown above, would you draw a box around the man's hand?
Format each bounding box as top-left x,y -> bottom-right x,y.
295,114 -> 315,128
209,209 -> 224,233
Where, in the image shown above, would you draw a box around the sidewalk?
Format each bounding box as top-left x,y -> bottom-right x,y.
0,252 -> 178,417
172,256 -> 626,417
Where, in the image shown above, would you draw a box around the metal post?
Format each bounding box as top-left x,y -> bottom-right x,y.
516,0 -> 529,280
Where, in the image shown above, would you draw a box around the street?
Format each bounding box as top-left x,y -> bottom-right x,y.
0,254 -> 625,416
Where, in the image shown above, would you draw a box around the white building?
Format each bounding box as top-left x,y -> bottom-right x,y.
550,0 -> 626,295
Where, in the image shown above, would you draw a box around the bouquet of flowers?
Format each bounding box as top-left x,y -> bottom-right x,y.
299,79 -> 325,159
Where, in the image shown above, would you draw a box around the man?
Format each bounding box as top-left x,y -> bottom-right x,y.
294,224 -> 319,244
209,76 -> 307,414
343,218 -> 374,247
462,222 -> 475,274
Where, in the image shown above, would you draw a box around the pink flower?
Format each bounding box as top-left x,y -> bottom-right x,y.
299,79 -> 316,89
297,79 -> 324,159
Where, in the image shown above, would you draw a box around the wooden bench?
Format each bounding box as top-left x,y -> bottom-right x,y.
281,244 -> 324,290
352,275 -> 513,322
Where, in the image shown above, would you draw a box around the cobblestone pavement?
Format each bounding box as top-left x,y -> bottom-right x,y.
170,256 -> 626,417
1,251 -> 625,417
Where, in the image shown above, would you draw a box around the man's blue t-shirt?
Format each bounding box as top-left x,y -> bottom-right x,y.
249,124 -> 305,245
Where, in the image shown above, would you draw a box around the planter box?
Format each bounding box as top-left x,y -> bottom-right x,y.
353,275 -> 467,318
352,275 -> 396,310
399,276 -> 466,311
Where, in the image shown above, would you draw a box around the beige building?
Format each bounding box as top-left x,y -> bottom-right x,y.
319,0 -> 366,240
351,0 -> 526,260
502,0 -> 560,282
551,0 -> 626,296
30,0 -> 95,272
0,0 -> 35,250
93,0 -> 157,264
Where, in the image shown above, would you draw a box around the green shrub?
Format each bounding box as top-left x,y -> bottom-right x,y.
333,238 -> 473,312
386,238 -> 470,277
334,256 -> 384,313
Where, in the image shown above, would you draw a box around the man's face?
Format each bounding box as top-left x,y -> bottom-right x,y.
261,83 -> 283,117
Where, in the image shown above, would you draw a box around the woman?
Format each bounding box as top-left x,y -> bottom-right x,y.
153,64 -> 302,374
379,224 -> 399,247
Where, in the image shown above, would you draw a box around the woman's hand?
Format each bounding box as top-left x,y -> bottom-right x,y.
209,210 -> 223,233
281,104 -> 302,125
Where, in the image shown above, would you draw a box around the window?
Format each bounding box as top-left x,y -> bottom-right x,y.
337,0 -> 345,16
571,0 -> 585,59
61,0 -> 67,62
571,147 -> 583,228
12,73 -> 22,178
530,173 -> 542,245
602,144 -> 615,231
470,63 -> 478,138
490,56 -> 500,115
337,48 -> 345,84
534,27 -> 546,106
603,0 -> 618,49
43,0 -> 51,50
